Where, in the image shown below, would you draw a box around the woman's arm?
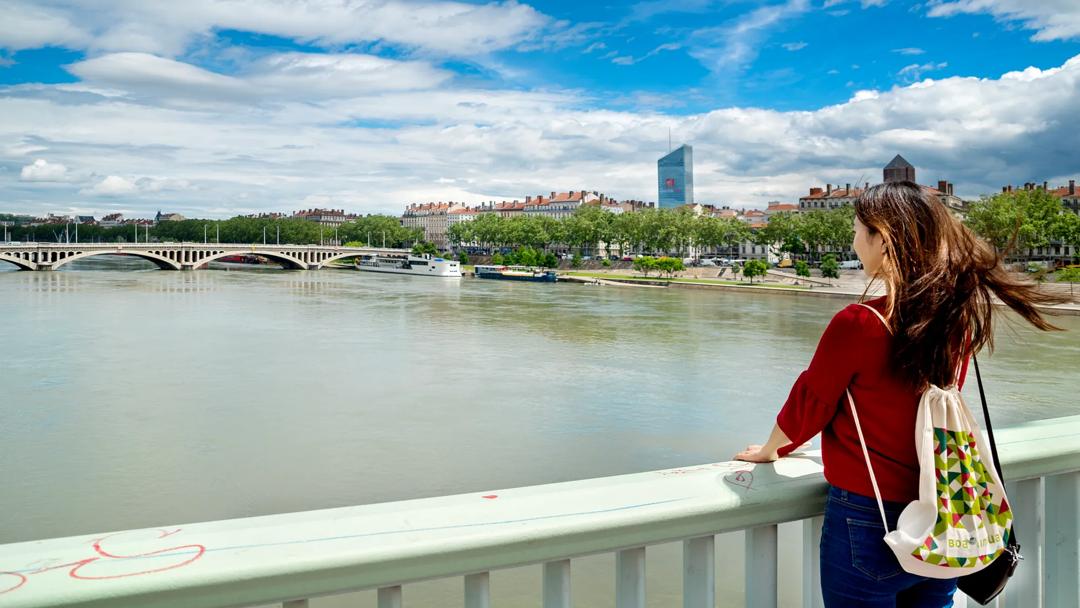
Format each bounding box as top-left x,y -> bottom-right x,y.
734,423 -> 792,463
732,304 -> 873,463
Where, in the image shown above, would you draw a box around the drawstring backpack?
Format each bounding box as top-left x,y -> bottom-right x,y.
846,303 -> 1014,581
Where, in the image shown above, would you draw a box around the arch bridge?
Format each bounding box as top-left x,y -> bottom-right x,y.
0,242 -> 407,271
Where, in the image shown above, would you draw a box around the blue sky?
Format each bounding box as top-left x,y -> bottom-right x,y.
1,0 -> 1079,217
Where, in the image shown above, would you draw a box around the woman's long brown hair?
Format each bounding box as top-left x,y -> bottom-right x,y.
854,181 -> 1061,390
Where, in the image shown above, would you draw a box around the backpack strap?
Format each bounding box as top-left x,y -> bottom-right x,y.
857,302 -> 966,387
846,389 -> 891,530
850,302 -> 891,530
855,302 -> 890,333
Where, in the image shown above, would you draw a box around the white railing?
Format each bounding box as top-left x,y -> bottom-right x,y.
1,415 -> 1077,608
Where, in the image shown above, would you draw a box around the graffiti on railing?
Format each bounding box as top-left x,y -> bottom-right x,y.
0,528 -> 205,596
724,469 -> 755,491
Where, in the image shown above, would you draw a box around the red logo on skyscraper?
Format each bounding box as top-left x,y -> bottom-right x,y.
664,178 -> 675,188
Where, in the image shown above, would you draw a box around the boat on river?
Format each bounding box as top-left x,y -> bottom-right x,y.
474,265 -> 558,282
356,254 -> 461,278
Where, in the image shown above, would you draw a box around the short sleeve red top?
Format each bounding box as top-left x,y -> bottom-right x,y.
775,297 -> 969,503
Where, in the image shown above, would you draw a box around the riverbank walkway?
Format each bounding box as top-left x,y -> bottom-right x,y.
1,414 -> 1076,608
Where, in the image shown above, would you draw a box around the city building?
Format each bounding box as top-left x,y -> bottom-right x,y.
155,211 -> 186,223
764,202 -> 799,223
401,202 -> 467,249
657,144 -> 694,208
799,183 -> 864,210
100,213 -> 124,228
800,156 -> 964,214
523,191 -> 598,220
291,208 -> 353,227
1059,180 -> 1079,216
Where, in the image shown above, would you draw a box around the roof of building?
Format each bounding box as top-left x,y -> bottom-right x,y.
766,202 -> 799,212
800,187 -> 863,200
885,154 -> 913,169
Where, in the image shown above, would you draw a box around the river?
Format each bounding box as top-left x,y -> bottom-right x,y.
2,256 -> 1076,606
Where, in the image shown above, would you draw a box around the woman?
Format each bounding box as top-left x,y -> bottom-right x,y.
734,181 -> 1059,607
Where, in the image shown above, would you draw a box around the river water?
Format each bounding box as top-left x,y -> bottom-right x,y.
2,257 -> 1076,606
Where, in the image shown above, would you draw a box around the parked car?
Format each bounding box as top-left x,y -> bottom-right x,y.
840,260 -> 863,270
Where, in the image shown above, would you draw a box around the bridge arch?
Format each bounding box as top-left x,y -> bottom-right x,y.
193,250 -> 307,270
51,250 -> 182,271
0,253 -> 35,271
315,251 -> 370,269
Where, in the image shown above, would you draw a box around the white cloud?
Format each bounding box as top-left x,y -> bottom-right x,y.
610,43 -> 681,66
823,0 -> 888,8
0,0 -> 558,57
64,51 -> 452,105
0,2 -> 89,50
892,47 -> 926,55
687,0 -> 810,72
782,41 -> 808,51
20,158 -> 69,181
78,175 -> 191,197
927,0 -> 1080,42
898,61 -> 948,81
250,53 -> 452,96
67,53 -> 251,102
84,175 -> 137,196
4,47 -> 1080,217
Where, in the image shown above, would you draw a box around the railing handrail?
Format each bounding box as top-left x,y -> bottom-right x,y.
2,414 -> 1078,608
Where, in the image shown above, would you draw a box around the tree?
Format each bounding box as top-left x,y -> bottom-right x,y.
571,253 -> 583,268
795,260 -> 810,278
491,252 -> 505,265
542,252 -> 559,268
821,206 -> 855,255
756,212 -> 804,259
821,254 -> 840,280
412,241 -> 438,256
633,256 -> 657,277
458,251 -> 469,265
656,256 -> 684,278
1057,211 -> 1080,256
965,189 -> 1065,258
742,259 -> 768,284
1057,266 -> 1080,298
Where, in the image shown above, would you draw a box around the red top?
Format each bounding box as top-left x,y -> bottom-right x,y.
775,297 -> 969,503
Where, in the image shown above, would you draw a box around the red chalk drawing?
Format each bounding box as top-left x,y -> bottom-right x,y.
0,572 -> 26,595
482,495 -> 498,499
0,528 -> 205,596
723,470 -> 755,491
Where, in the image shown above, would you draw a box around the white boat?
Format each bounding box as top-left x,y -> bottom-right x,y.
355,254 -> 462,278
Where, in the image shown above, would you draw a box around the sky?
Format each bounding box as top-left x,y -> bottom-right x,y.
1,0 -> 1079,218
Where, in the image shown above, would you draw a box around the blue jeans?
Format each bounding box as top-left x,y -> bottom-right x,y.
821,485 -> 959,607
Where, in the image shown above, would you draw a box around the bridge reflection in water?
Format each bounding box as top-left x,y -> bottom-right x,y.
0,242 -> 406,271
0,415 -> 1076,608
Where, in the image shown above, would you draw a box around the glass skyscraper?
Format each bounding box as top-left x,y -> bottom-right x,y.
657,144 -> 693,208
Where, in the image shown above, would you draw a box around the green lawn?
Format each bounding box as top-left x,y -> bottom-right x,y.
563,272 -> 810,290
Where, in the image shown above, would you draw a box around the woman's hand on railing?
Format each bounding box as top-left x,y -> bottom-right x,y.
734,444 -> 779,463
